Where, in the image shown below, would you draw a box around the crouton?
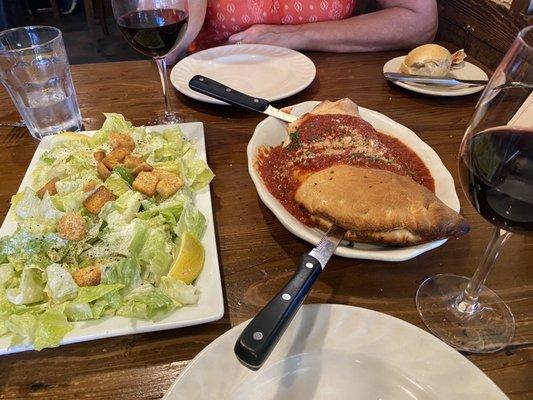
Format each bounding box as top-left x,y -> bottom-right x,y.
93,151 -> 106,162
58,212 -> 87,241
83,180 -> 98,193
153,169 -> 177,180
73,265 -> 101,287
132,162 -> 153,176
123,154 -> 143,169
155,171 -> 183,198
36,177 -> 59,199
132,171 -> 159,196
83,186 -> 116,215
102,147 -> 130,170
109,132 -> 135,151
97,162 -> 111,180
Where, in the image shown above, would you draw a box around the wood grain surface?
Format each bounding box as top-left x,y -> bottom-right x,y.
0,51 -> 531,399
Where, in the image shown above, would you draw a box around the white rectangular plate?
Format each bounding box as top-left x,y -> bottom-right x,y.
0,122 -> 224,355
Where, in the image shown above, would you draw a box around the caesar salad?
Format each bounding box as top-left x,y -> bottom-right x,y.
0,114 -> 214,350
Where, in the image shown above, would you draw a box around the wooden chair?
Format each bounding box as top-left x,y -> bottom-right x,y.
48,0 -> 61,23
84,0 -> 109,37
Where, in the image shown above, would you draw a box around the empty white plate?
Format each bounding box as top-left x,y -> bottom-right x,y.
163,304 -> 508,400
383,56 -> 488,97
170,44 -> 316,105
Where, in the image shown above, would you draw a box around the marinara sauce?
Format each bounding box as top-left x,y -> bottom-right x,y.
256,114 -> 434,225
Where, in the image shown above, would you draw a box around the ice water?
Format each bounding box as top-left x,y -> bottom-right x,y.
17,80 -> 82,139
0,26 -> 82,140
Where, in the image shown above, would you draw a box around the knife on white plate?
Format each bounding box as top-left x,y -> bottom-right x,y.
234,224 -> 347,370
188,75 -> 298,123
384,72 -> 488,86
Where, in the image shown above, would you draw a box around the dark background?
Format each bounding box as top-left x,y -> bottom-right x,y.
0,0 -> 145,64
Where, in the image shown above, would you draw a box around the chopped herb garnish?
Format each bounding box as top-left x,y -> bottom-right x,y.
287,130 -> 301,150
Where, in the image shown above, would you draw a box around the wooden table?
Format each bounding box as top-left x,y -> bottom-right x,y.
0,52 -> 531,399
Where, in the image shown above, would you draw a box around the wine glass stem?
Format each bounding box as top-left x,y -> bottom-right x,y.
154,56 -> 172,115
456,227 -> 511,314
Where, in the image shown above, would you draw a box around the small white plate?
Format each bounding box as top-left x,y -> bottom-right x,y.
0,123 -> 224,355
170,44 -> 316,105
163,304 -> 508,400
383,56 -> 488,97
247,101 -> 461,262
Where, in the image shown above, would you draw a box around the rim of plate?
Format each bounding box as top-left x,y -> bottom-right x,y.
164,304 -> 507,400
383,56 -> 488,97
246,101 -> 461,261
170,44 -> 316,105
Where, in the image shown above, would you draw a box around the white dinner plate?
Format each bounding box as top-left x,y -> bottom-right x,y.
383,56 -> 488,97
0,123 -> 224,355
247,101 -> 461,261
163,304 -> 508,400
170,44 -> 316,105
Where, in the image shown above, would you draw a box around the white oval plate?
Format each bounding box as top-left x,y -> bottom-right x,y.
163,304 -> 508,400
170,44 -> 316,105
383,56 -> 488,97
247,101 -> 461,261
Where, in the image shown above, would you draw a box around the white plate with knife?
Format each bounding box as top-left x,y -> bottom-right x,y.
383,56 -> 488,97
171,44 -> 316,105
163,303 -> 508,400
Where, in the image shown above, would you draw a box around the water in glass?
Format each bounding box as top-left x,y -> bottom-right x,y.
0,26 -> 82,139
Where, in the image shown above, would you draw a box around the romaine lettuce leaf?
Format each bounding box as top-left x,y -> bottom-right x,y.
33,141 -> 94,188
90,113 -> 134,147
160,276 -> 198,305
174,203 -> 206,240
104,172 -> 131,197
0,264 -> 14,288
5,313 -> 37,347
138,227 -> 172,285
65,302 -> 93,321
117,284 -> 175,319
114,191 -> 142,222
12,189 -> 64,233
6,267 -> 45,305
76,283 -> 124,303
101,258 -> 141,292
44,264 -> 78,303
33,304 -> 73,350
182,152 -> 214,191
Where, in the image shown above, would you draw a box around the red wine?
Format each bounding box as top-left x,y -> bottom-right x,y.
459,126 -> 533,234
118,9 -> 188,58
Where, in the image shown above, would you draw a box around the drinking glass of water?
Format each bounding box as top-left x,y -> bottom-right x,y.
0,26 -> 82,139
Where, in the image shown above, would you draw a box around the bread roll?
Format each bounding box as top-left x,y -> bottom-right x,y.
400,44 -> 453,78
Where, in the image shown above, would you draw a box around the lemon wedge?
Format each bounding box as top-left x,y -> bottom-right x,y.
167,232 -> 205,284
56,131 -> 90,143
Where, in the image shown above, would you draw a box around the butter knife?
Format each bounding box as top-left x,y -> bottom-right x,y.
234,224 -> 346,370
384,72 -> 488,86
188,75 -> 298,123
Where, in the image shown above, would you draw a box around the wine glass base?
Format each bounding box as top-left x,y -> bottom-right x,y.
416,274 -> 514,353
148,111 -> 183,125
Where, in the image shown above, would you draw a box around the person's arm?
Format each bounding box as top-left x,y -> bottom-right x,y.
227,0 -> 437,52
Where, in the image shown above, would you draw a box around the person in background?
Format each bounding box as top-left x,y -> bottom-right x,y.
191,0 -> 437,52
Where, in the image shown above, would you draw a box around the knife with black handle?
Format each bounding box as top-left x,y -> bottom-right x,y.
188,75 -> 297,123
234,225 -> 346,370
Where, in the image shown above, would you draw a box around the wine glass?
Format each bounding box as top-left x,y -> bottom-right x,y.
111,0 -> 205,124
416,26 -> 533,353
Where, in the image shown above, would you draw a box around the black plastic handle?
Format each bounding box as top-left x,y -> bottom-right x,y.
234,254 -> 323,370
188,75 -> 270,113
